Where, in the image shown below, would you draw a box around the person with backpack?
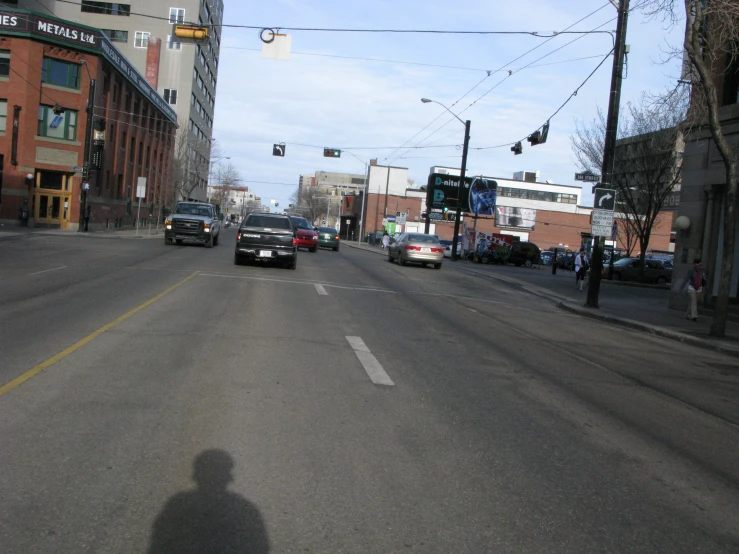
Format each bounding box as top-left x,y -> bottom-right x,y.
680,259 -> 707,322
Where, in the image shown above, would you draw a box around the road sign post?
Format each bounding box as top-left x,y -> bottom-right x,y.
135,177 -> 146,237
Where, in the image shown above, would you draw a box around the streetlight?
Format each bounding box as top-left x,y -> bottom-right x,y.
421,98 -> 471,261
342,150 -> 370,243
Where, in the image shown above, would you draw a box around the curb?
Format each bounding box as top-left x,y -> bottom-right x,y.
558,302 -> 739,359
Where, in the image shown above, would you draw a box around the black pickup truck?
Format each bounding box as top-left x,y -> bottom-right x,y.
234,212 -> 297,269
165,202 -> 221,247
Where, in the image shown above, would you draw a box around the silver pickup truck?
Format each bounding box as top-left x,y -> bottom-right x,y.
164,202 -> 221,248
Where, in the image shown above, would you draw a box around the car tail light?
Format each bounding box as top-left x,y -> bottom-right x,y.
237,233 -> 241,240
405,245 -> 421,251
431,247 -> 443,253
335,236 -> 339,240
293,237 -> 297,245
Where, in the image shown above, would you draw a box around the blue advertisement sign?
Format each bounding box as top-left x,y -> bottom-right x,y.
427,173 -> 498,215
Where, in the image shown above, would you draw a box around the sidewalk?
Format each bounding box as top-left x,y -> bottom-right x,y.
0,223 -> 163,240
345,241 -> 739,358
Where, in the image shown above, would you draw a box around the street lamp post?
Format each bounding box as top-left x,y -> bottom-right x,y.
342,150 -> 370,243
421,98 -> 470,261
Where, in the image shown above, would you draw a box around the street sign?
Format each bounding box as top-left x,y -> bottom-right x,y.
272,143 -> 285,157
69,166 -> 83,172
396,212 -> 407,224
428,212 -> 443,221
591,209 -> 614,236
136,177 -> 147,198
575,171 -> 600,182
594,188 -> 616,211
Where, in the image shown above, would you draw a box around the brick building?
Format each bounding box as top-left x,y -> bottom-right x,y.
0,8 -> 177,230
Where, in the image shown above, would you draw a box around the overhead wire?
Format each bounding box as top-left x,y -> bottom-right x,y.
384,2 -> 614,163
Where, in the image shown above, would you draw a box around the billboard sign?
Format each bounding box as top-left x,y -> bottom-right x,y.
495,206 -> 536,230
427,173 -> 498,215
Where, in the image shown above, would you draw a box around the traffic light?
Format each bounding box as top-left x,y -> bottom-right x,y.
443,206 -> 449,213
173,25 -> 209,41
323,148 -> 341,158
511,141 -> 522,155
527,122 -> 550,146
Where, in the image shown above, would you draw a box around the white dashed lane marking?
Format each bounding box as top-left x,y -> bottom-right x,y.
314,284 -> 328,296
28,266 -> 68,276
345,336 -> 394,386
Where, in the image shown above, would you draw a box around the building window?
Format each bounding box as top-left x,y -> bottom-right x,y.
0,50 -> 9,78
193,68 -> 197,80
134,31 -> 150,48
101,29 -> 128,42
0,99 -> 6,132
163,88 -> 177,105
199,51 -> 205,65
197,75 -> 203,90
190,93 -> 196,106
37,105 -> 78,141
169,7 -> 185,23
188,119 -> 194,130
166,35 -> 182,50
81,2 -> 131,15
203,3 -> 210,18
41,57 -> 80,89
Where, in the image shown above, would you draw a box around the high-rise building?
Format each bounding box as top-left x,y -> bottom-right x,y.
16,0 -> 224,201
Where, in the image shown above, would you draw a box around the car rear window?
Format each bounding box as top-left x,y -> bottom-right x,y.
290,217 -> 313,230
244,215 -> 291,229
317,227 -> 336,233
407,234 -> 440,244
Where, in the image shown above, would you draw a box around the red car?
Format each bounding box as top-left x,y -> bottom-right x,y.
290,216 -> 319,252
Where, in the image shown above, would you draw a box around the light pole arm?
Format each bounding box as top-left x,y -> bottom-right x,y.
421,98 -> 465,126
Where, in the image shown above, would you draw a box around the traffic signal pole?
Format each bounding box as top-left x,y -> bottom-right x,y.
585,0 -> 629,308
451,120 -> 471,261
79,77 -> 95,232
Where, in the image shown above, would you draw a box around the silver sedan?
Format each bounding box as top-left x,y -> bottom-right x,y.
387,233 -> 444,269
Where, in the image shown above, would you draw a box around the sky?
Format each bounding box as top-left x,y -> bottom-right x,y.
212,0 -> 686,211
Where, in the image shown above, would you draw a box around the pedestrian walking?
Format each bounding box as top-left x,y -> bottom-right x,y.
574,248 -> 589,291
680,259 -> 707,322
84,204 -> 91,232
381,232 -> 390,249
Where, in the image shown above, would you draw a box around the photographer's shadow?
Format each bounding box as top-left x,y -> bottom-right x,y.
148,449 -> 269,553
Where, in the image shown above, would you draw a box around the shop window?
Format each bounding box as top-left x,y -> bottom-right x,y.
38,171 -> 64,190
41,57 -> 80,89
37,105 -> 78,141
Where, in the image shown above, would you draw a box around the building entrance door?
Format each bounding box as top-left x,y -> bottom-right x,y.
35,193 -> 67,228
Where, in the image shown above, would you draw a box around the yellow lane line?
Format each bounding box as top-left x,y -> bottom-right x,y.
0,271 -> 199,398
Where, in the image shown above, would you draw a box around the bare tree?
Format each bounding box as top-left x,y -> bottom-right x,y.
209,163 -> 241,208
170,134 -> 223,204
572,99 -> 684,279
641,0 -> 739,336
292,185 -> 329,224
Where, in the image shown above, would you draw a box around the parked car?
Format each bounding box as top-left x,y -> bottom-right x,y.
234,212 -> 297,269
317,226 -> 340,251
289,216 -> 319,252
539,250 -> 555,265
606,257 -> 672,284
439,239 -> 462,258
387,233 -> 444,269
164,201 -> 221,248
509,241 -> 541,267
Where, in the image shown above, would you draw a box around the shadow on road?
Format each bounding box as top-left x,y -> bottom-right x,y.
148,449 -> 269,553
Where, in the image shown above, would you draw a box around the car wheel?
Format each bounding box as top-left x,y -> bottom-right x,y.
288,257 -> 297,270
214,233 -> 219,246
434,263 -> 442,270
333,247 -> 338,251
481,254 -> 489,264
310,246 -> 318,253
399,254 -> 407,266
656,276 -> 667,285
234,252 -> 242,265
614,272 -> 622,281
205,235 -> 214,248
388,251 -> 394,262
165,237 -> 172,245
176,239 -> 183,245
524,260 -> 533,268
421,262 -> 427,268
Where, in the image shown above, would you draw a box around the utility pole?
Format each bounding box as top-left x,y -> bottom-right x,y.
585,0 -> 629,308
451,119 -> 471,261
79,77 -> 95,232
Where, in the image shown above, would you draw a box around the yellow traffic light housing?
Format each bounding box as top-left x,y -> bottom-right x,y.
173,25 -> 209,42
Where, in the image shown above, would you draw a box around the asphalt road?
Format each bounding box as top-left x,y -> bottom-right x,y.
1,229 -> 738,553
